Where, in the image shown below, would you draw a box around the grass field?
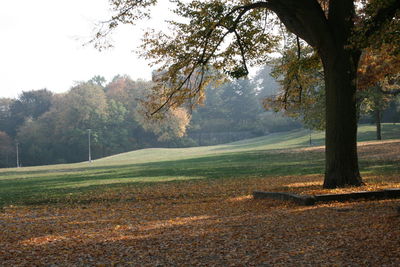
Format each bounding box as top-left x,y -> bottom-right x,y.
1,124 -> 400,266
0,124 -> 399,207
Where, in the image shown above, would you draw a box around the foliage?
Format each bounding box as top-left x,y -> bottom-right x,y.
264,41 -> 326,130
253,65 -> 279,98
357,45 -> 400,139
358,45 -> 400,90
357,44 -> 400,112
17,117 -> 56,166
191,78 -> 261,132
359,86 -> 391,114
0,68 -> 305,166
189,76 -> 301,141
7,89 -> 53,137
136,106 -> 191,141
99,99 -> 130,155
1,179 -> 400,266
0,131 -> 14,168
0,98 -> 14,137
91,0 -> 400,114
267,38 -> 400,131
383,96 -> 400,123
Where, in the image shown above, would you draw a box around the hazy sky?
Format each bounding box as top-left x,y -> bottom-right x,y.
0,0 -> 171,98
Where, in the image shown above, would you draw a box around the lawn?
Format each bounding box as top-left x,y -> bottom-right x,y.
0,124 -> 399,266
0,124 -> 399,207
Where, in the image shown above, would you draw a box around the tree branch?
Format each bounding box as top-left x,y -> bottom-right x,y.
379,88 -> 400,96
149,0 -> 330,114
150,2 -> 275,114
267,0 -> 330,48
233,29 -> 249,76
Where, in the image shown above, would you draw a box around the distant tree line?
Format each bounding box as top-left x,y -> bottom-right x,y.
1,65 -> 398,168
0,76 -> 182,167
188,67 -> 301,145
0,67 -> 296,167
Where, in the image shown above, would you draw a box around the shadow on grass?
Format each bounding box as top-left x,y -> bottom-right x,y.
1,146 -> 398,207
212,130 -> 325,152
0,150 -> 325,206
358,124 -> 400,141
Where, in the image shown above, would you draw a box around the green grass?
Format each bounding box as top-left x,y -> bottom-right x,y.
0,124 -> 399,206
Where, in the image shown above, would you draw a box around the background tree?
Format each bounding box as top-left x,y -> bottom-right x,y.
36,82 -> 110,163
17,117 -> 56,165
9,76 -> 196,166
383,95 -> 400,124
0,98 -> 14,137
88,75 -> 107,87
138,107 -> 190,142
189,75 -> 300,145
359,86 -> 392,140
0,131 -> 14,168
99,99 -> 131,156
253,65 -> 279,98
358,45 -> 400,139
8,89 -> 53,137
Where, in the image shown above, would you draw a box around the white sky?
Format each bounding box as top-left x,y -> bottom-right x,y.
0,0 -> 172,98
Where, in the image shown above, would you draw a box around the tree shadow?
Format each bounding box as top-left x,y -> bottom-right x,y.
0,149 -> 325,206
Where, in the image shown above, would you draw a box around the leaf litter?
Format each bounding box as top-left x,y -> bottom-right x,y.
1,141 -> 400,266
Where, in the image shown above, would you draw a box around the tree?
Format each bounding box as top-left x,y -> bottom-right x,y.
253,65 -> 279,98
221,79 -> 262,130
188,75 -> 300,145
0,98 -> 14,136
264,41 -> 326,131
94,0 -> 400,188
8,89 -> 53,137
359,86 -> 391,140
383,95 -> 400,124
98,99 -> 131,156
16,117 -> 56,166
0,131 -> 14,168
358,45 -> 400,139
105,75 -> 176,148
88,75 -> 107,87
268,39 -> 400,136
49,82 -> 109,162
193,78 -> 262,132
105,75 -> 151,113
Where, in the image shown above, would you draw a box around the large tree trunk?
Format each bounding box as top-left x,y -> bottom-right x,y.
321,49 -> 363,188
258,0 -> 394,188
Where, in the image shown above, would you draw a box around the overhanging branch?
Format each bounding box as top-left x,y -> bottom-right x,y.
150,2 -> 276,114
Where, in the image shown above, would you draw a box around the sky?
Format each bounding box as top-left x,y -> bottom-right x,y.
0,0 -> 172,98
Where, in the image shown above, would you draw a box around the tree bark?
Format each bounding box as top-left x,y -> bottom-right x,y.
375,108 -> 382,140
317,0 -> 363,188
321,48 -> 363,188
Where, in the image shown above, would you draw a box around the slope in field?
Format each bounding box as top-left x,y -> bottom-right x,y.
94,124 -> 399,166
